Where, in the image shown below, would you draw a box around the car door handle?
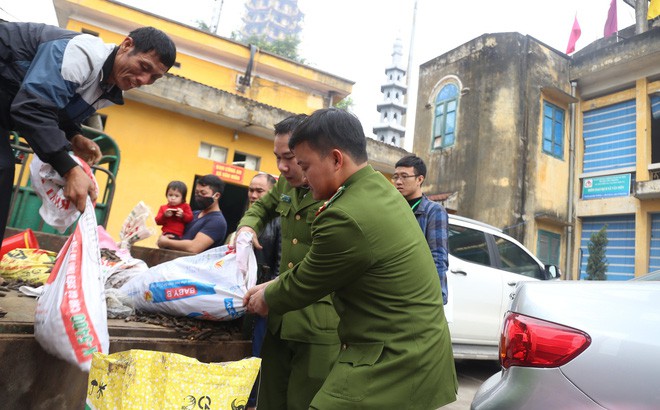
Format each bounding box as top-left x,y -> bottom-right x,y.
507,282 -> 518,286
451,269 -> 467,276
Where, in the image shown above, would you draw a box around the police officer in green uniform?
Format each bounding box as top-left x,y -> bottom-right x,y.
245,108 -> 458,410
237,114 -> 340,410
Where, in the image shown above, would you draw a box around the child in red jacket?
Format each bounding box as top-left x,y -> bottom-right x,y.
155,181 -> 193,239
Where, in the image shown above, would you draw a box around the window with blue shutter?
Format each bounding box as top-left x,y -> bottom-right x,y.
651,95 -> 660,164
649,213 -> 660,273
432,83 -> 459,150
537,230 -> 561,265
579,215 -> 635,280
542,102 -> 565,159
582,100 -> 636,173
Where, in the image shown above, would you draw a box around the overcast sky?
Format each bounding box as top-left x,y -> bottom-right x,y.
1,0 -> 637,151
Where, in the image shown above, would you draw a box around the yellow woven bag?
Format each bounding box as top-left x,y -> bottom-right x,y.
85,349 -> 260,409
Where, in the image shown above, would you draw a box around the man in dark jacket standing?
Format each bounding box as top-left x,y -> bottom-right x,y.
0,22 -> 176,241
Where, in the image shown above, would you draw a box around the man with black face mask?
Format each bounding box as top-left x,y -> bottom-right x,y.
157,174 -> 227,253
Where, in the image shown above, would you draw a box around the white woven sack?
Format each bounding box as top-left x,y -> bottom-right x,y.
29,155 -> 98,233
120,232 -> 258,321
34,199 -> 109,372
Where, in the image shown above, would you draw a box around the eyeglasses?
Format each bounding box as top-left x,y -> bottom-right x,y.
391,174 -> 419,182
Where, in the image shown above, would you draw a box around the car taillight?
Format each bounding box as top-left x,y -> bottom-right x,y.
500,312 -> 591,369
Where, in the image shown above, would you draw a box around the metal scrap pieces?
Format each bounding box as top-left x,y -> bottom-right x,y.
4,278 -> 43,291
123,311 -> 245,342
100,248 -> 122,263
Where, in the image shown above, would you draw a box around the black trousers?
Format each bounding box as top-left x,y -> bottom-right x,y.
0,128 -> 13,242
0,84 -> 17,242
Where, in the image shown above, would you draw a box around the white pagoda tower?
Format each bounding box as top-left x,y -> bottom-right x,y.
373,38 -> 407,147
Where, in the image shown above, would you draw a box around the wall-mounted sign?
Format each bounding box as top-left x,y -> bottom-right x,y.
213,162 -> 244,183
582,173 -> 631,199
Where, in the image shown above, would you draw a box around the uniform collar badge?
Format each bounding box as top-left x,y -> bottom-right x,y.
316,185 -> 346,216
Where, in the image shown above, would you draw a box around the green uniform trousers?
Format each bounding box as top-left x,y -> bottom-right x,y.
256,329 -> 339,410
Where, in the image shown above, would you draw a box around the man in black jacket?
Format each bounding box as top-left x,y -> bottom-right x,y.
0,22 -> 176,240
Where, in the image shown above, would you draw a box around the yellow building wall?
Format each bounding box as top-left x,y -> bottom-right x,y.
62,0 -> 342,115
573,79 -> 660,279
65,20 -> 326,115
529,94 -> 571,265
98,100 -> 276,248
50,0 -> 352,247
533,221 -> 565,269
534,95 -> 571,212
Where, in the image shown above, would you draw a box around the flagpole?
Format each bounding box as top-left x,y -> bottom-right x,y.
636,0 -> 648,34
406,0 -> 418,94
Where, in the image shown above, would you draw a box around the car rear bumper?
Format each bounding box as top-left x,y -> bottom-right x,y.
451,343 -> 499,360
471,367 -> 605,410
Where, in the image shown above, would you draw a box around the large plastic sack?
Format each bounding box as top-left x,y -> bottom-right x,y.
34,199 -> 109,372
0,248 -> 57,285
97,225 -> 147,319
120,232 -> 257,321
30,155 -> 98,233
102,253 -> 148,290
97,226 -> 148,289
104,288 -> 134,319
85,350 -> 261,410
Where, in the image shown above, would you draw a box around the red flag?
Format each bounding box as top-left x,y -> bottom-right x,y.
604,0 -> 618,37
566,15 -> 581,54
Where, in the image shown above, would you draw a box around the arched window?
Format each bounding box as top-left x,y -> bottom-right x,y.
391,136 -> 397,144
432,83 -> 459,149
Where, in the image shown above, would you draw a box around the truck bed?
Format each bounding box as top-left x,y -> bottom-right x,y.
0,229 -> 251,409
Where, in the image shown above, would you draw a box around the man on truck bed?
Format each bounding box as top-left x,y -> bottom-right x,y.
0,22 -> 176,241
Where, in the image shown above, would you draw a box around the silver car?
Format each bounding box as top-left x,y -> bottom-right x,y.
631,270 -> 660,281
471,281 -> 660,409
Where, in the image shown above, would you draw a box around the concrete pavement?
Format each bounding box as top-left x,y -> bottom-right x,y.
442,359 -> 500,409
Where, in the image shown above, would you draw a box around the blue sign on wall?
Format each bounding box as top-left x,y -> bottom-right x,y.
582,174 -> 631,199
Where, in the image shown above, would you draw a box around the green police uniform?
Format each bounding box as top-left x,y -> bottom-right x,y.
239,176 -> 340,410
265,166 -> 458,409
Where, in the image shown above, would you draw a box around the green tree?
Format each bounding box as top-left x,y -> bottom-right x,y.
233,33 -> 305,63
195,20 -> 213,33
334,97 -> 354,111
586,225 -> 608,280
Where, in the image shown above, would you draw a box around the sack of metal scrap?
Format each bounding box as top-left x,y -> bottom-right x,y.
85,349 -> 260,410
0,248 -> 56,285
34,199 -> 109,371
119,232 -> 257,321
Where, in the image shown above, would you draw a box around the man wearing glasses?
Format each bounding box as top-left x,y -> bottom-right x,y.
393,155 -> 449,305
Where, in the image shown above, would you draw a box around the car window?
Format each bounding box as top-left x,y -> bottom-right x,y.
493,235 -> 544,279
448,224 -> 491,266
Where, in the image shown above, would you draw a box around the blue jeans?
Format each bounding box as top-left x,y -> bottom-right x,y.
248,315 -> 268,407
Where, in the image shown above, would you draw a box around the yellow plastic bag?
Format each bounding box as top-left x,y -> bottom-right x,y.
85,349 -> 260,410
0,248 -> 56,284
